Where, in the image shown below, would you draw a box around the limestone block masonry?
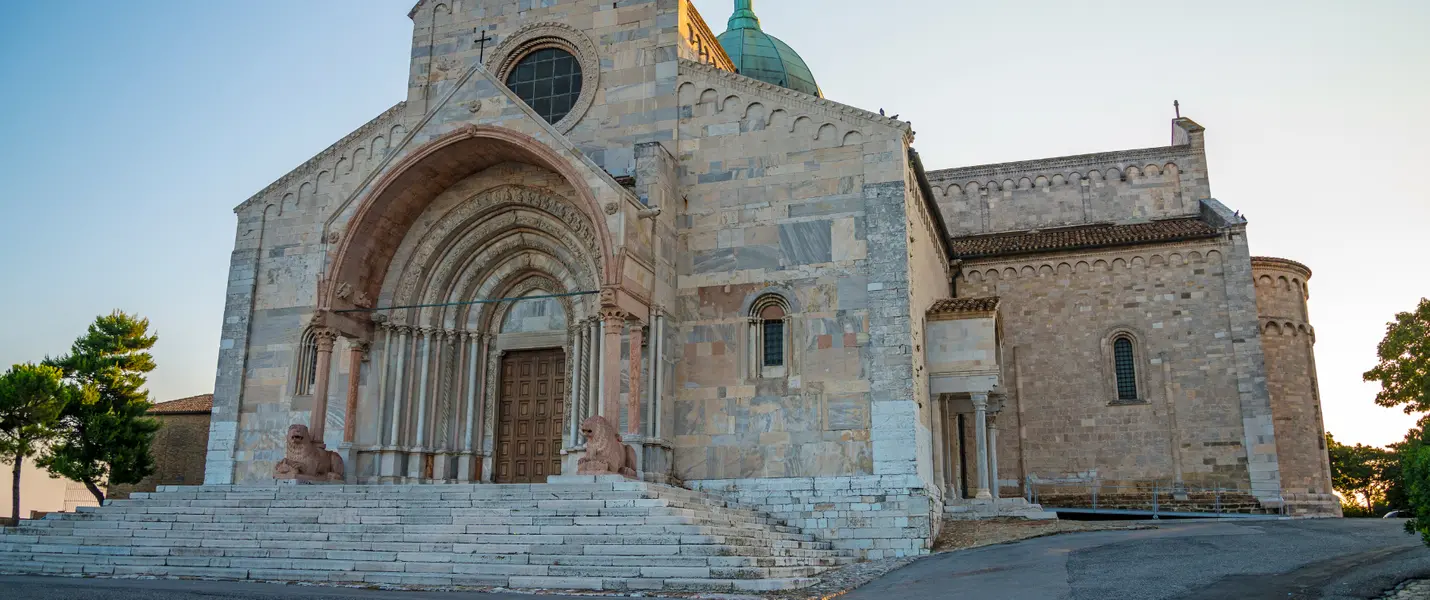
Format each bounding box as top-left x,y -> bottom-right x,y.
0,478 -> 855,592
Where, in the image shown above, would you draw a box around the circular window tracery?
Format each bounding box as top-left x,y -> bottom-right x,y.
505,48 -> 583,125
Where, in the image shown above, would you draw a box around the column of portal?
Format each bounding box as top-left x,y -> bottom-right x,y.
568,323 -> 585,446
309,329 -> 338,446
627,324 -> 643,436
407,327 -> 432,479
380,326 -> 409,478
601,310 -> 624,420
459,332 -> 479,481
342,341 -> 367,444
587,318 -> 600,423
972,392 -> 992,500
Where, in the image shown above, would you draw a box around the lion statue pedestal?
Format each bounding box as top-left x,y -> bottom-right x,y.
576,416 -> 637,478
273,424 -> 345,483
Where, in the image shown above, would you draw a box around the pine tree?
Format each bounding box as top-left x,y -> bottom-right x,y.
40,312 -> 161,505
0,363 -> 69,521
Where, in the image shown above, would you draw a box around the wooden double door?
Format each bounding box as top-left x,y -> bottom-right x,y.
494,349 -> 566,483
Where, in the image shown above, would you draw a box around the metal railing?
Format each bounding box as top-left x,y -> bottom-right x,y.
1024,477 -> 1284,519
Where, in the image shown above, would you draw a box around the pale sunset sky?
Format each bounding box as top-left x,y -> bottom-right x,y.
0,1 -> 1425,512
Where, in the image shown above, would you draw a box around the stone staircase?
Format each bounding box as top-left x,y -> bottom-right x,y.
0,475 -> 857,592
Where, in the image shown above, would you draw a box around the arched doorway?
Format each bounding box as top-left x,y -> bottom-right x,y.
318,127 -> 614,483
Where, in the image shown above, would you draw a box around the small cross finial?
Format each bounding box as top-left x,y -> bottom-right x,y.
1174,99 -> 1181,119
474,28 -> 493,62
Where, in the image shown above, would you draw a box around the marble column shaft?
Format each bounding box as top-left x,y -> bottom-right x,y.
389,327 -> 409,447
414,328 -> 432,450
972,392 -> 992,500
987,414 -> 1000,501
309,330 -> 338,444
342,342 -> 366,444
627,324 -> 643,436
601,311 -> 624,421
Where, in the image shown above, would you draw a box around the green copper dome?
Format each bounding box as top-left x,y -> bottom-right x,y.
715,1 -> 821,97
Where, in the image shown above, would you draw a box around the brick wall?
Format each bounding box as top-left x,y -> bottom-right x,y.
958,238 -> 1260,491
111,412 -> 211,499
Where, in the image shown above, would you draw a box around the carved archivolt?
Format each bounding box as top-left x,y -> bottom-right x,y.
486,22 -> 600,134
389,185 -> 603,324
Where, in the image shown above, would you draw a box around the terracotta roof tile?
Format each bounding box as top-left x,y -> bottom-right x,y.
950,218 -> 1219,259
148,394 -> 213,415
928,297 -> 1000,315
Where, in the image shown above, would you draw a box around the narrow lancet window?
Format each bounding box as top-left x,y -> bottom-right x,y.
295,328 -> 319,396
1113,336 -> 1138,401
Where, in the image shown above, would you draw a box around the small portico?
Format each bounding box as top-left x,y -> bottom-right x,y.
925,297 -> 1005,502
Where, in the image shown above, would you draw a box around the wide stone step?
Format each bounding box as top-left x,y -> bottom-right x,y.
19,514 -> 817,545
0,482 -> 858,592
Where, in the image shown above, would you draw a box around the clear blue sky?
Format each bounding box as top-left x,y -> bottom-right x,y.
1,0 -> 1425,447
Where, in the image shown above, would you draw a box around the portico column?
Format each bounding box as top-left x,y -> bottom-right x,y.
627,323 -> 644,436
972,392 -> 992,500
987,413 -> 1000,501
601,309 -> 626,423
309,329 -> 338,445
342,341 -> 368,444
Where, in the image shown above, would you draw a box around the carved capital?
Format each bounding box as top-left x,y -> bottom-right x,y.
314,329 -> 339,352
970,392 -> 989,410
352,341 -> 371,357
600,308 -> 628,327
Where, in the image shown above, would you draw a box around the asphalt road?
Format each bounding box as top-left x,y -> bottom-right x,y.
3,519 -> 1426,599
847,518 -> 1430,600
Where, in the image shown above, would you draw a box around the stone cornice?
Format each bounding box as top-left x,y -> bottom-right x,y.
927,144 -> 1200,185
678,59 -> 911,141
1251,256 -> 1312,279
235,102 -> 407,213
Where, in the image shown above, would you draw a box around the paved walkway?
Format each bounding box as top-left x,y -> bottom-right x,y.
846,518 -> 1430,600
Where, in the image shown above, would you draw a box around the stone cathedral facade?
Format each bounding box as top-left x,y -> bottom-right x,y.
203,0 -> 1338,554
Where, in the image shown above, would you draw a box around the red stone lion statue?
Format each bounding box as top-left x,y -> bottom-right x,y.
273,424 -> 344,482
577,416 -> 637,478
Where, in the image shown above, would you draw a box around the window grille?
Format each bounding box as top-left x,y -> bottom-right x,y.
505,48 -> 583,124
762,319 -> 784,367
1113,337 -> 1138,401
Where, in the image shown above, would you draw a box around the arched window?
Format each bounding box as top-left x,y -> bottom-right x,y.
294,328 -> 319,396
1112,336 -> 1138,401
749,294 -> 791,376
